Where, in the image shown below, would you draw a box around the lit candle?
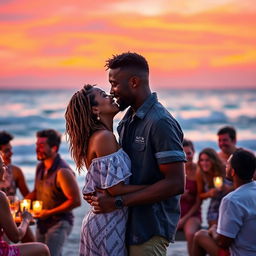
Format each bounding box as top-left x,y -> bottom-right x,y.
213,176 -> 223,189
20,199 -> 31,212
32,200 -> 43,215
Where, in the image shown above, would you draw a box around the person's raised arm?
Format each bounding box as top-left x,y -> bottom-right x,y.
0,191 -> 32,243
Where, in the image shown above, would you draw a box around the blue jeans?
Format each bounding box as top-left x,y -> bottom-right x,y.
36,220 -> 72,256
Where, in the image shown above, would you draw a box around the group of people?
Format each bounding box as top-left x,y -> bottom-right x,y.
0,52 -> 255,256
0,129 -> 81,256
178,126 -> 241,256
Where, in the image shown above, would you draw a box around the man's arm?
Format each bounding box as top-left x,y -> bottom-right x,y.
91,161 -> 185,213
13,166 -> 30,197
37,169 -> 81,219
123,161 -> 184,206
208,224 -> 234,249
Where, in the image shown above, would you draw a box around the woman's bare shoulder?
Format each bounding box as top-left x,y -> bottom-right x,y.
90,130 -> 119,157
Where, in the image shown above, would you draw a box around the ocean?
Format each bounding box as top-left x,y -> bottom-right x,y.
1,88 -> 256,255
1,88 -> 255,181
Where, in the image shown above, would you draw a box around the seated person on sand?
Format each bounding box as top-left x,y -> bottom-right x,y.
0,154 -> 50,256
178,139 -> 201,256
0,130 -> 35,242
193,149 -> 256,256
196,148 -> 232,228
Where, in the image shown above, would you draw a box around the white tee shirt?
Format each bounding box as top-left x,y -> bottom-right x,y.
217,181 -> 256,256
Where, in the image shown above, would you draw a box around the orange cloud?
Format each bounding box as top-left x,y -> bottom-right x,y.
0,0 -> 255,89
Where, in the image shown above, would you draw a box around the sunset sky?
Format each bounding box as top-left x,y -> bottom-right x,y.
0,0 -> 256,89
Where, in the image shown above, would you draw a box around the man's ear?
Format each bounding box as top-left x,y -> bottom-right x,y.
129,76 -> 140,88
51,145 -> 58,153
231,168 -> 235,177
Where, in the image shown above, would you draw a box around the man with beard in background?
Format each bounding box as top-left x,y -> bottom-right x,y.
217,126 -> 238,164
26,129 -> 81,256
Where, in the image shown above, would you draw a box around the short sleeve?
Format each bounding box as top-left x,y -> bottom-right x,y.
152,118 -> 186,164
217,196 -> 242,238
82,150 -> 132,194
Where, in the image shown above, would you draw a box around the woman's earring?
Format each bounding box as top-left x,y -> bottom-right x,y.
97,114 -> 100,121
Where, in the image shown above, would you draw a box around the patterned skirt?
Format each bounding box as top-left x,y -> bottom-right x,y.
79,208 -> 128,256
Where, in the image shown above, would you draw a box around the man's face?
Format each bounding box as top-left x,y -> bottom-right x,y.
218,133 -> 236,154
109,68 -> 133,111
36,137 -> 54,161
0,143 -> 13,165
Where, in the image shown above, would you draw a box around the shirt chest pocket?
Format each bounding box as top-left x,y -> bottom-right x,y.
132,142 -> 145,152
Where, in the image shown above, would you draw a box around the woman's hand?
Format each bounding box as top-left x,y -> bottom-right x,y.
21,210 -> 32,223
83,192 -> 95,205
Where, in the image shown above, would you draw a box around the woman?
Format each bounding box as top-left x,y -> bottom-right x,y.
0,155 -> 50,256
178,139 -> 201,256
196,148 -> 232,227
65,85 -> 147,256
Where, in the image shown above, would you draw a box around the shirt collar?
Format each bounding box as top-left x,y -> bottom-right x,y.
135,93 -> 157,119
118,93 -> 157,126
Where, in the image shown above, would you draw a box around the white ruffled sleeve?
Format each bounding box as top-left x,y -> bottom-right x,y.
82,149 -> 132,194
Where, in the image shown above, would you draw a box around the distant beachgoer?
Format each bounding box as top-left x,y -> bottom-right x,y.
217,126 -> 237,164
65,84 -> 149,256
0,131 -> 29,198
0,130 -> 35,243
193,149 -> 256,256
178,139 -> 201,256
196,148 -> 232,227
84,52 -> 186,256
26,129 -> 81,256
0,154 -> 50,256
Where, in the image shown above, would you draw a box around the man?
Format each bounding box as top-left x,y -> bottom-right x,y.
0,131 -> 35,242
89,52 -> 186,255
0,131 -> 29,198
193,149 -> 256,256
217,126 -> 237,164
27,129 -> 81,256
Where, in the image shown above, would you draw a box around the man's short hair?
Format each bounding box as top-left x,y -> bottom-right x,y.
231,149 -> 256,180
105,52 -> 149,73
36,129 -> 61,150
217,126 -> 236,141
0,131 -> 13,147
182,138 -> 195,152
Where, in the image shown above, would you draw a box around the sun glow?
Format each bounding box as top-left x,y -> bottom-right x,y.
0,0 -> 255,89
